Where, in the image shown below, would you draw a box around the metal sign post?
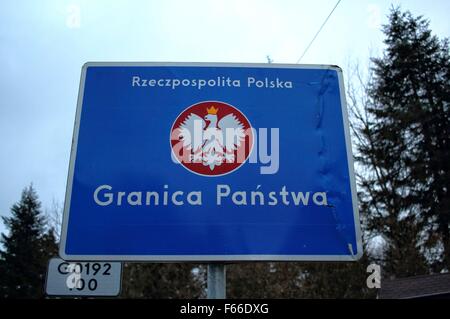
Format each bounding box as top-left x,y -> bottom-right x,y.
207,264 -> 226,299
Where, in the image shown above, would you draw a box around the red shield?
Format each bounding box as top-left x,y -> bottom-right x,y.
170,101 -> 253,176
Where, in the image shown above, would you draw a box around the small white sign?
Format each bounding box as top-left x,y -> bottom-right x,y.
45,257 -> 122,296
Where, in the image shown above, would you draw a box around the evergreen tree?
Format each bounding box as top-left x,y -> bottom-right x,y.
353,7 -> 450,276
227,263 -> 303,298
226,257 -> 375,299
121,263 -> 204,298
0,185 -> 58,298
299,248 -> 376,298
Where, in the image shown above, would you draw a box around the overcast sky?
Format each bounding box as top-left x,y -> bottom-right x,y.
1,0 -> 449,237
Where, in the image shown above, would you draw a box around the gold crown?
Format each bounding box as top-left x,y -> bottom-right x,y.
206,106 -> 218,115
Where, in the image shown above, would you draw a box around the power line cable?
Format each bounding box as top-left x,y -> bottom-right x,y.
296,0 -> 342,63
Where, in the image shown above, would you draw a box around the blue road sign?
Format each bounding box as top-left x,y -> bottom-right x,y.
60,62 -> 362,261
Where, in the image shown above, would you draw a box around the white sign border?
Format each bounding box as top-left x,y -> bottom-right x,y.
59,62 -> 363,262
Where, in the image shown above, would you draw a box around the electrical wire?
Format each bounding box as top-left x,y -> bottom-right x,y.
296,0 -> 342,63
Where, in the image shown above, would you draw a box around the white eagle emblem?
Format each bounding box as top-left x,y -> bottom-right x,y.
177,106 -> 246,170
